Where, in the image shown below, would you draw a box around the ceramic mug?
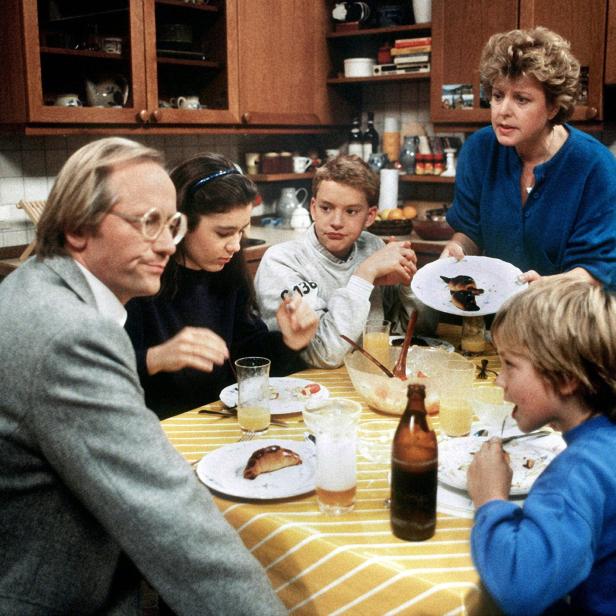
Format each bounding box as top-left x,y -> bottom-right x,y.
54,94 -> 83,107
176,96 -> 201,109
245,152 -> 260,175
292,156 -> 312,173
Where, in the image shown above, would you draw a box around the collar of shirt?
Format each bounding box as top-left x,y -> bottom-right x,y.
74,260 -> 127,327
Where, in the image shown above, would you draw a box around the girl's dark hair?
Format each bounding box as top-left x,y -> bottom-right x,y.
162,153 -> 259,313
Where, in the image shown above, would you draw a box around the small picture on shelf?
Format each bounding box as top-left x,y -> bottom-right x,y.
441,84 -> 474,110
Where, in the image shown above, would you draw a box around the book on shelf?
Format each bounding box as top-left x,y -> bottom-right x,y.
393,53 -> 430,65
394,36 -> 432,48
391,45 -> 431,56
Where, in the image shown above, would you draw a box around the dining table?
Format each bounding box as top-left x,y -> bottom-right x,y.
161,324 -> 506,615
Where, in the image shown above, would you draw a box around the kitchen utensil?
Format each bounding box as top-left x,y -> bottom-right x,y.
344,57 -> 375,78
392,310 -> 417,379
276,187 -> 308,229
341,334 -> 394,378
198,407 -> 290,427
85,74 -> 129,107
501,430 -> 552,444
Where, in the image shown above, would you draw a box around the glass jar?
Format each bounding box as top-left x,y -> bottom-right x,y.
399,136 -> 418,175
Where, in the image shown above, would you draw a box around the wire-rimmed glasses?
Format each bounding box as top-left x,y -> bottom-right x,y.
109,208 -> 187,245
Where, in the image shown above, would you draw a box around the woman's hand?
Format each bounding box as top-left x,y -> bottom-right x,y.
277,291 -> 319,350
145,327 -> 229,375
467,438 -> 513,508
440,241 -> 466,260
440,232 -> 478,261
518,267 -> 599,286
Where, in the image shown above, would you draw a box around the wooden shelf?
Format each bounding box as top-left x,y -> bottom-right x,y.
156,0 -> 218,12
400,174 -> 455,183
156,56 -> 219,69
248,173 -> 314,182
327,23 -> 431,39
40,46 -> 126,60
328,72 -> 429,85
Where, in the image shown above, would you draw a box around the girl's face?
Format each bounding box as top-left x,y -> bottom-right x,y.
494,341 -> 565,433
182,203 -> 252,272
490,74 -> 557,156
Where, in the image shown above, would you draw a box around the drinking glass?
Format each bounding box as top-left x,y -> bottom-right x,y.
438,357 -> 476,437
303,398 -> 361,515
235,357 -> 271,435
363,319 -> 391,367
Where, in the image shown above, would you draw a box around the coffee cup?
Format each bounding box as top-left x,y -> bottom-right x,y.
175,96 -> 201,109
54,94 -> 83,107
245,152 -> 260,175
292,156 -> 312,173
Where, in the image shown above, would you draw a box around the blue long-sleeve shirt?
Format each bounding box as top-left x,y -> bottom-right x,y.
471,415 -> 616,615
125,265 -> 306,418
447,125 -> 616,289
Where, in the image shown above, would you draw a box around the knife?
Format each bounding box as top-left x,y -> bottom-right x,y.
198,407 -> 290,427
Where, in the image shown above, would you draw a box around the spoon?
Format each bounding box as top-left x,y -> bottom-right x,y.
392,310 -> 418,380
340,334 -> 394,378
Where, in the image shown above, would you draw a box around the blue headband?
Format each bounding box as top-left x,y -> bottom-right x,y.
188,167 -> 242,195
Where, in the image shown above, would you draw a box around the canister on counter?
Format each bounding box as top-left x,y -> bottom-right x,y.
382,116 -> 400,164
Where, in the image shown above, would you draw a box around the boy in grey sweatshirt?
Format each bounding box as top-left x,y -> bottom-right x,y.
254,155 -> 438,368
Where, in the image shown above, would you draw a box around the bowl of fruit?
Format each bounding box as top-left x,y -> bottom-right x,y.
369,204 -> 416,236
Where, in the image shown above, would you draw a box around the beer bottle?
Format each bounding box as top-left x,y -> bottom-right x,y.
390,383 -> 437,541
348,115 -> 364,158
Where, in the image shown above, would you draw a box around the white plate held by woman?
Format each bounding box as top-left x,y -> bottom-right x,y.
220,377 -> 329,415
411,256 -> 528,316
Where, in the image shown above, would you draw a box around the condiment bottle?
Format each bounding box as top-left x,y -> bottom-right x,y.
348,115 -> 364,158
390,383 -> 437,541
382,116 -> 400,164
362,111 -> 379,162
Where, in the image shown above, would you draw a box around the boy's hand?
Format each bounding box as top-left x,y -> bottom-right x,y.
467,438 -> 513,508
276,291 -> 319,350
146,327 -> 229,375
355,239 -> 417,286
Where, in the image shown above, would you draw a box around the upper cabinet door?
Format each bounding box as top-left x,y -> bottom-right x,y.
236,0 -> 334,126
606,0 -> 616,84
19,0 -> 148,125
430,0 -> 519,124
519,0 -> 606,120
141,0 -> 240,125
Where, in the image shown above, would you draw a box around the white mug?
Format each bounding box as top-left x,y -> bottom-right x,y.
176,96 -> 201,109
292,156 -> 312,173
245,152 -> 260,175
54,94 -> 83,107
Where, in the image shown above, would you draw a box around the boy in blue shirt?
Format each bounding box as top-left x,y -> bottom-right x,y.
468,279 -> 616,615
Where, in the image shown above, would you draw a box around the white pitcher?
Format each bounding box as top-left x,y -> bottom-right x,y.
276,187 -> 308,228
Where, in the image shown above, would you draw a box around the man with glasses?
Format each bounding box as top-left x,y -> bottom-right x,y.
0,138 -> 285,615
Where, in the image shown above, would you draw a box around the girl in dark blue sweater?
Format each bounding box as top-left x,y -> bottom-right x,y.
125,154 -> 317,418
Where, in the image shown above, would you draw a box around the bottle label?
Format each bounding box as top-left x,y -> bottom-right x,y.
348,143 -> 363,157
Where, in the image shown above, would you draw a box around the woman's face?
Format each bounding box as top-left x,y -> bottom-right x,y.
490,74 -> 558,153
182,203 -> 252,272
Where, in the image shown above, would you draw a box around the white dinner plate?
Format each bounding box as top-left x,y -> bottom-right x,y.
196,439 -> 316,499
411,256 -> 528,316
438,435 -> 565,496
219,377 -> 329,415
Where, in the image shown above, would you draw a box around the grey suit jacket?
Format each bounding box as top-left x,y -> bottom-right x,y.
0,256 -> 286,615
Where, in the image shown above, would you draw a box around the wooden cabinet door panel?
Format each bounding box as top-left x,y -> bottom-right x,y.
430,0 -> 519,123
606,0 -> 616,84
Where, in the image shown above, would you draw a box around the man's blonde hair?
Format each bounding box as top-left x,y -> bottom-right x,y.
479,27 -> 580,125
36,137 -> 164,258
492,279 -> 616,418
312,154 -> 380,208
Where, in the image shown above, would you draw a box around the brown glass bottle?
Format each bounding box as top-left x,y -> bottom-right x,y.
390,383 -> 437,541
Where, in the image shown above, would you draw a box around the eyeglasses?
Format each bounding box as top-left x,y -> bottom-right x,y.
109,208 -> 187,245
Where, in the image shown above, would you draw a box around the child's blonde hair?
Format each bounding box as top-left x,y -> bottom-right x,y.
492,279 -> 616,419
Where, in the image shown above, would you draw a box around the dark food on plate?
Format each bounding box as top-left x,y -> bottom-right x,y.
243,445 -> 302,480
441,275 -> 484,311
451,290 -> 481,311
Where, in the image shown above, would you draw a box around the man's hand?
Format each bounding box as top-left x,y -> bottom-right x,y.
355,238 -> 417,286
276,291 -> 319,350
467,438 -> 513,508
146,326 -> 229,375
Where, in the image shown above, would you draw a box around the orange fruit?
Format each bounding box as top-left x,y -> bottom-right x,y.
402,205 -> 417,219
388,208 -> 405,220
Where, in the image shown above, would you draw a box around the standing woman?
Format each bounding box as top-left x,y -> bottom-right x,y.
125,153 -> 318,418
443,27 -> 616,289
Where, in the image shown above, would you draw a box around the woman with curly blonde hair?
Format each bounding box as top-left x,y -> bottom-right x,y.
443,27 -> 616,290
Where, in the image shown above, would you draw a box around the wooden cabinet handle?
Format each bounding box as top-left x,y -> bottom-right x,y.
585,106 -> 598,120
150,109 -> 162,123
137,109 -> 149,123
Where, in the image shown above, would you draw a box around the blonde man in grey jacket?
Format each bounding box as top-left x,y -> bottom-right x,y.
0,137 -> 285,615
255,155 -> 437,369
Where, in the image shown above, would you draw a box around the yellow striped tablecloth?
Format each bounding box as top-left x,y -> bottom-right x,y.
162,328 -> 502,615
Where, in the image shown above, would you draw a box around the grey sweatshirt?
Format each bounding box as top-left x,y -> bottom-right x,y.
254,225 -> 438,368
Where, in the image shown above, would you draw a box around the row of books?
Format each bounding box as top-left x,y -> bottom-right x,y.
373,35 -> 431,76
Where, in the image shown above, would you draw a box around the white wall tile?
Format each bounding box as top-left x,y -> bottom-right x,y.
24,176 -> 50,201
0,177 -> 25,205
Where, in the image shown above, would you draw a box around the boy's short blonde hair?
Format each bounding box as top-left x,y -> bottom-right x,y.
492,279 -> 616,418
479,27 -> 580,125
312,154 -> 379,208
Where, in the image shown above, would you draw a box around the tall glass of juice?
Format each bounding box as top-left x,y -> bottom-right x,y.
235,357 -> 271,435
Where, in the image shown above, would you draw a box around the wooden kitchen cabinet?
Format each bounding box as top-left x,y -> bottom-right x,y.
430,0 -> 608,124
604,0 -> 616,84
0,0 -> 239,129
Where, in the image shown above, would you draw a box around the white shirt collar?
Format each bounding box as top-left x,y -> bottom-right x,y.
74,260 -> 127,327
